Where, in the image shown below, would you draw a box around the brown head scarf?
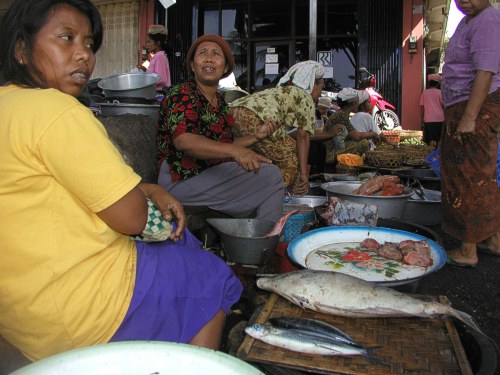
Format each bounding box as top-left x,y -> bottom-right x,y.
186,34 -> 235,79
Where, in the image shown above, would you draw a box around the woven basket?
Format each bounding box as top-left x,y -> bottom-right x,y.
335,163 -> 360,175
380,130 -> 401,144
400,145 -> 435,165
365,149 -> 403,168
399,130 -> 423,141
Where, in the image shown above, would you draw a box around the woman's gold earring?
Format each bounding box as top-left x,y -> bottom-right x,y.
19,58 -> 23,64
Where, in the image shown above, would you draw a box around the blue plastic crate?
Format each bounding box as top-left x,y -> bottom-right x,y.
281,204 -> 315,243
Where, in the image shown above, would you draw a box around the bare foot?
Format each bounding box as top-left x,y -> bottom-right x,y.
477,231 -> 500,254
446,243 -> 478,267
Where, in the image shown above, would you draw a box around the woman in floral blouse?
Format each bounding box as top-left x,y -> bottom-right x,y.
156,34 -> 285,222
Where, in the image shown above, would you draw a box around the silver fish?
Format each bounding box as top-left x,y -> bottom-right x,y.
268,317 -> 356,346
257,270 -> 487,338
245,323 -> 379,363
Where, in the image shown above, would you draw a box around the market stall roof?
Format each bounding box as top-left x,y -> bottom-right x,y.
424,0 -> 451,72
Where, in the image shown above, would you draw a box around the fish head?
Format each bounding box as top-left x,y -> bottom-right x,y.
244,323 -> 268,338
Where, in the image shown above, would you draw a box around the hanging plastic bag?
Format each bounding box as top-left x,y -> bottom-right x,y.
425,148 -> 441,178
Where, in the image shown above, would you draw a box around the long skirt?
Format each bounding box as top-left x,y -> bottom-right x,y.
230,106 -> 299,187
440,89 -> 500,243
110,230 -> 243,343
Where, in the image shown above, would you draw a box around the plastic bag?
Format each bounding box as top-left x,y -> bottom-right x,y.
425,148 -> 441,178
427,144 -> 500,187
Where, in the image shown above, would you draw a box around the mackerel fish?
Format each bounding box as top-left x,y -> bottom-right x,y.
245,323 -> 380,364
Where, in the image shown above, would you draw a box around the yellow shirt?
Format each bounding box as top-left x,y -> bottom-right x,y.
0,86 -> 141,360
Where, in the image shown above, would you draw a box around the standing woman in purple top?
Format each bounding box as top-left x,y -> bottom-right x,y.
441,0 -> 500,267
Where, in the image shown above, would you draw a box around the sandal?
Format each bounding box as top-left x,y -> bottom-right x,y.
446,255 -> 477,268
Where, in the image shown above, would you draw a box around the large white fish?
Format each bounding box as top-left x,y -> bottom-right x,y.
256,270 -> 488,339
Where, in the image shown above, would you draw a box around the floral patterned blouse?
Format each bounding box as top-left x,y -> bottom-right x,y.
156,80 -> 235,182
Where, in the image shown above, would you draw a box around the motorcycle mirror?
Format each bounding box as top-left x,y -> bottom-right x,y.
359,67 -> 368,73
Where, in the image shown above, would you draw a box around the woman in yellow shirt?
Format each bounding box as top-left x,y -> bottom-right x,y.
0,0 -> 241,361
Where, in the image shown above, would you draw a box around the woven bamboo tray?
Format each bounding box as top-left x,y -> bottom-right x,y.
237,293 -> 472,375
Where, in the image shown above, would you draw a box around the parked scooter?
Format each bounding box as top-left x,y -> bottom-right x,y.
350,67 -> 400,130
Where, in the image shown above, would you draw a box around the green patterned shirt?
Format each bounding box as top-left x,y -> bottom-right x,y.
229,85 -> 315,139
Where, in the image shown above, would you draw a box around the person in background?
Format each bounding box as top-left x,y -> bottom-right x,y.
441,0 -> 500,267
229,61 -> 325,195
0,0 -> 242,361
351,90 -> 397,150
420,74 -> 444,148
142,24 -> 171,90
156,34 -> 284,222
315,88 -> 374,165
308,96 -> 332,175
317,96 -> 333,126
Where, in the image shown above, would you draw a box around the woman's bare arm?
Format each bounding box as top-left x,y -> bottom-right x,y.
96,185 -> 148,235
173,133 -> 272,172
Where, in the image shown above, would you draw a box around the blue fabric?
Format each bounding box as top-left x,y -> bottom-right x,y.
110,229 -> 242,343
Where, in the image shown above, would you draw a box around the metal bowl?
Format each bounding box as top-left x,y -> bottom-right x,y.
402,189 -> 442,226
392,168 -> 441,191
98,103 -> 160,117
321,181 -> 413,219
206,218 -> 279,265
98,73 -> 159,99
285,195 -> 327,208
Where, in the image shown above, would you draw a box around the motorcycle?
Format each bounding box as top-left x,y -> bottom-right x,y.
350,67 -> 401,131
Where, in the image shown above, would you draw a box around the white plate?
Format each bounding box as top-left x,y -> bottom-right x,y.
12,341 -> 263,375
288,226 -> 446,286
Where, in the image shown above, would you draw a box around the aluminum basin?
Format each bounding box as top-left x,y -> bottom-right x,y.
402,189 -> 442,226
98,73 -> 159,99
285,195 -> 327,208
206,218 -> 279,265
321,181 -> 413,219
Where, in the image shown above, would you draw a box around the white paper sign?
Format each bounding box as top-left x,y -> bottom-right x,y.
265,54 -> 278,63
323,66 -> 334,79
265,63 -> 279,75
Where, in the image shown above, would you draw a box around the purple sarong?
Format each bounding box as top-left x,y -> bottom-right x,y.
110,229 -> 242,343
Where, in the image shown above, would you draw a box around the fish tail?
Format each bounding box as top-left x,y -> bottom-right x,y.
363,346 -> 388,367
449,308 -> 484,335
449,309 -> 500,353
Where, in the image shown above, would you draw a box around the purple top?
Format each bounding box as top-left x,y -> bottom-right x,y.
147,51 -> 171,89
441,6 -> 500,107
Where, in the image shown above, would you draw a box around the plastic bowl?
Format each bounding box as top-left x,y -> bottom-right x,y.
11,341 -> 263,375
